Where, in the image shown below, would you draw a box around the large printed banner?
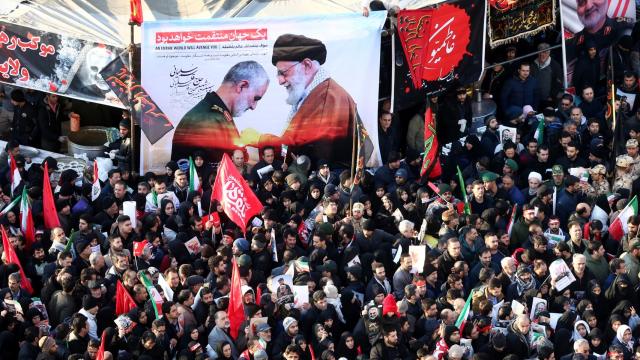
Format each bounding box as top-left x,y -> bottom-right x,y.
561,0 -> 635,90
141,13 -> 385,172
488,0 -> 555,48
0,22 -> 125,108
394,0 -> 486,110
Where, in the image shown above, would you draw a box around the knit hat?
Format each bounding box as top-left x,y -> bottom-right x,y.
254,349 -> 268,360
82,295 -> 100,310
10,89 -> 25,102
491,331 -> 506,348
323,284 -> 339,299
324,184 -> 338,197
382,294 -> 398,316
233,238 -> 250,253
395,168 -> 408,179
449,344 -> 465,358
283,316 -> 298,331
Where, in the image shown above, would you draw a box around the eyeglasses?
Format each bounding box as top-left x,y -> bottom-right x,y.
277,62 -> 300,77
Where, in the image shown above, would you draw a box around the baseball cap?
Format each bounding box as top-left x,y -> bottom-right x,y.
256,323 -> 271,333
551,165 -> 564,175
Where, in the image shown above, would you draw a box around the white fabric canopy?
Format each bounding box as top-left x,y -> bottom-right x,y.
0,0 -> 442,47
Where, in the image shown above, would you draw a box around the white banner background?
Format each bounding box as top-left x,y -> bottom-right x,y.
141,13 -> 385,171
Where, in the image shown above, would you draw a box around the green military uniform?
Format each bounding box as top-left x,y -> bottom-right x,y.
172,91 -> 239,162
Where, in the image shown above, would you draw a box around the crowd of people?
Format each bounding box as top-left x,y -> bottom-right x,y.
2,2 -> 640,360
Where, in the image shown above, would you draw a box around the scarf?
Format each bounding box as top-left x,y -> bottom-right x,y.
516,276 -> 535,295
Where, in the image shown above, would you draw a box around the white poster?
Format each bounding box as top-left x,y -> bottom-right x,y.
141,13 -> 386,171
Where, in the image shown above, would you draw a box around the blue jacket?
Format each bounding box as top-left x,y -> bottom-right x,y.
500,75 -> 540,114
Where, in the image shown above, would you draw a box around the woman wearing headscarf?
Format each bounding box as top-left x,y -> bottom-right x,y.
612,300 -> 640,331
553,327 -> 574,359
613,324 -> 635,360
587,279 -> 608,321
606,274 -> 638,310
335,332 -> 359,360
572,319 -> 591,341
588,328 -> 607,355
433,325 -> 460,360
605,314 -> 625,345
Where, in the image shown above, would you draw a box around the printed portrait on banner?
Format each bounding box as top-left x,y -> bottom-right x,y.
141,14 -> 386,172
561,0 -> 635,91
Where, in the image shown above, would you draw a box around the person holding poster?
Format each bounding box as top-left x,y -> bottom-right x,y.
271,34 -> 373,168
171,61 -> 269,162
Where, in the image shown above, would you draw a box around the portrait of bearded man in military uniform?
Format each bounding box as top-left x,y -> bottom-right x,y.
171,60 -> 269,162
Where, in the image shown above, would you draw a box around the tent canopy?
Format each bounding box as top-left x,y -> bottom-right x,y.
0,0 -> 442,46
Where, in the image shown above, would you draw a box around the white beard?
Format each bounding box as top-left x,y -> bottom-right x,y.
285,69 -> 307,106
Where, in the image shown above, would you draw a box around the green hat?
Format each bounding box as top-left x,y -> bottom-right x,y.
504,159 -> 519,172
438,183 -> 452,194
481,171 -> 499,183
551,165 -> 564,175
318,222 -> 334,237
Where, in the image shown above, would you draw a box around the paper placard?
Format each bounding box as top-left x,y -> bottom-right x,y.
409,245 -> 426,274
270,274 -> 294,293
530,297 -> 548,321
184,237 -> 201,255
256,165 -> 274,179
91,245 -> 101,253
292,285 -> 309,308
491,300 -> 504,323
549,259 -> 576,291
251,217 -> 263,227
511,299 -> 525,315
123,201 -> 137,229
549,313 -> 562,329
393,244 -> 403,264
347,255 -> 361,268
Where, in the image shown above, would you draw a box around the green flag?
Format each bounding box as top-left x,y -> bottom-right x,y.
0,195 -> 21,217
456,166 -> 471,214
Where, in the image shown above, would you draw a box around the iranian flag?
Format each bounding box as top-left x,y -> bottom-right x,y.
0,195 -> 21,217
140,272 -> 162,319
91,160 -> 101,202
9,154 -> 20,196
455,289 -> 475,333
188,156 -> 201,194
19,186 -> 35,251
610,195 -> 638,241
534,118 -> 544,145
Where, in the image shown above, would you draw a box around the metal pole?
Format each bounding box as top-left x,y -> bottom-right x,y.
128,24 -> 136,174
390,24 -> 396,112
483,44 -> 563,70
558,3 -> 569,89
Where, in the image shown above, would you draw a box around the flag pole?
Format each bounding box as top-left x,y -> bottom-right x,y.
390,21 -> 396,111
559,3 -> 569,89
349,114 -> 357,213
128,24 -> 137,175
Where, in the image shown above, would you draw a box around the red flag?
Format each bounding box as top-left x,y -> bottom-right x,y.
1,225 -> 33,294
115,280 -> 137,315
96,330 -> 107,360
129,0 -> 143,25
397,9 -> 434,89
211,154 -> 263,230
42,162 -> 60,229
228,258 -> 244,340
133,240 -> 148,257
420,107 -> 442,179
